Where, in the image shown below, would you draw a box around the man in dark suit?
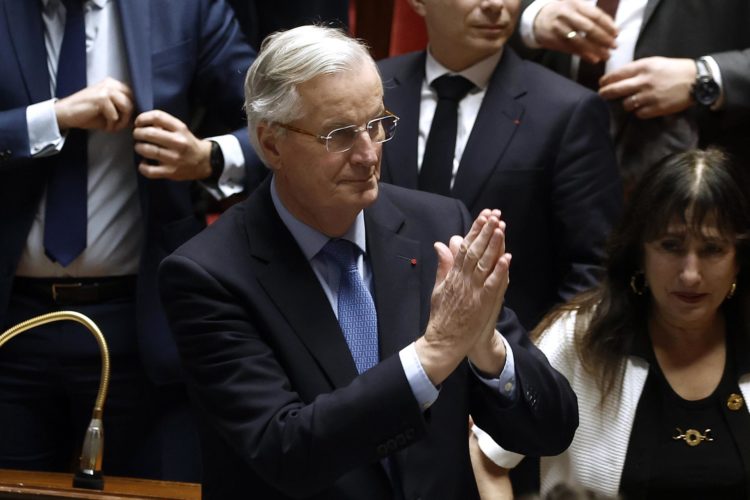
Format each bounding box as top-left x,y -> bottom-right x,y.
378,0 -> 622,330
0,0 -> 261,480
159,25 -> 578,499
514,0 -> 750,192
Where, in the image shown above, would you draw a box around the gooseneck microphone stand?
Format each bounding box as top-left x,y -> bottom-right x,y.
0,311 -> 110,490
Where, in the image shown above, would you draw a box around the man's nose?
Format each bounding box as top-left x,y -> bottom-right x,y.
349,130 -> 379,166
480,0 -> 505,16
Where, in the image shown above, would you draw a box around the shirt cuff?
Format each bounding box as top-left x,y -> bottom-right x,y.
471,423 -> 525,469
468,334 -> 517,401
399,342 -> 440,411
520,0 -> 556,49
702,56 -> 725,110
201,134 -> 245,199
27,99 -> 65,157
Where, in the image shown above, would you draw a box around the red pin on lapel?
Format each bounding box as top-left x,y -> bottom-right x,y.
397,255 -> 418,267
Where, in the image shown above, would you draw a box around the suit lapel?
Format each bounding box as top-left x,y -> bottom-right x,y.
381,53 -> 425,189
364,190 -> 422,360
4,1 -> 50,103
451,49 -> 525,210
639,0 -> 662,40
116,0 -> 153,112
248,181 -> 359,388
247,182 -> 423,388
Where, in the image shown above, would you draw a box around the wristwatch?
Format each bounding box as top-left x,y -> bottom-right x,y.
207,140 -> 224,183
690,57 -> 720,108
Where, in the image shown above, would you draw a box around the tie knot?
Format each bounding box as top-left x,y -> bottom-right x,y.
431,75 -> 475,102
321,239 -> 359,271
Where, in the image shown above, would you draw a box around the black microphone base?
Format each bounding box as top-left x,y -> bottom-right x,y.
73,470 -> 104,490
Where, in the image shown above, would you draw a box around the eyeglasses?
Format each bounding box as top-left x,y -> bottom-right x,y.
277,111 -> 400,153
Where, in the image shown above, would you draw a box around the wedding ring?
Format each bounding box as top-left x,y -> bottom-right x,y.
565,30 -> 578,40
630,95 -> 640,108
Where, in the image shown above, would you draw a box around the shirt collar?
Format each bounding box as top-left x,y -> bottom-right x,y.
424,47 -> 503,91
270,175 -> 367,261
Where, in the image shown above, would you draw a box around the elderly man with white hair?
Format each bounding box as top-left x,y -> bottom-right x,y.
158,25 -> 577,500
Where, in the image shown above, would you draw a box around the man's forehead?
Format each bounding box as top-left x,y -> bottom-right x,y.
296,66 -> 384,125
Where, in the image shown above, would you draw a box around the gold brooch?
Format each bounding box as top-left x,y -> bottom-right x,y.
727,393 -> 744,411
673,428 -> 713,447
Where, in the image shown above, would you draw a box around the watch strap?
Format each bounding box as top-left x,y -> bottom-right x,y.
208,140 -> 224,183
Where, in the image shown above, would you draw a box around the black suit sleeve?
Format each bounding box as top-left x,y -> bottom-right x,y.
550,91 -> 621,301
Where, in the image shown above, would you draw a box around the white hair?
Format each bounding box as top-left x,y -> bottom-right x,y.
243,25 -> 377,164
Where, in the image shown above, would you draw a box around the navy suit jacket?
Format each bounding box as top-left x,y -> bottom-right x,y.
0,0 -> 260,385
158,179 -> 578,499
378,48 -> 622,329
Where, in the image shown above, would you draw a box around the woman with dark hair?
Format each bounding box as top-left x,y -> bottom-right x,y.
472,148 -> 750,499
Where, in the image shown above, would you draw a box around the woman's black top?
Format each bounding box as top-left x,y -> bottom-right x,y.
620,324 -> 750,500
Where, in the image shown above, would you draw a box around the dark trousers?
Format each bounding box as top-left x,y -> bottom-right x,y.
0,287 -> 201,482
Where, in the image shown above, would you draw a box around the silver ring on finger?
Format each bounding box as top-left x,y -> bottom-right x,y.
565,30 -> 578,40
476,262 -> 487,274
630,94 -> 640,109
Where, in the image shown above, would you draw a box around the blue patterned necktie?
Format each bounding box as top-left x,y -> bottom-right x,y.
44,0 -> 88,266
321,239 -> 379,374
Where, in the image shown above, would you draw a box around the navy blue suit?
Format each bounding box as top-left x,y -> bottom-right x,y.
159,179 -> 578,499
379,49 -> 622,330
0,0 -> 258,480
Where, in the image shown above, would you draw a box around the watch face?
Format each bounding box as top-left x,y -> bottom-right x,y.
693,75 -> 720,106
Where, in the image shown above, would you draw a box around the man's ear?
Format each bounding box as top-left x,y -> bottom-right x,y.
257,122 -> 282,171
406,0 -> 427,17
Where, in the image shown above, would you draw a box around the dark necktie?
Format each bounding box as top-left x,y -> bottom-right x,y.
419,74 -> 475,196
577,0 -> 620,90
44,0 -> 88,267
320,239 -> 379,374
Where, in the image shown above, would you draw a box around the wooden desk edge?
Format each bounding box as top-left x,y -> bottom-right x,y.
0,470 -> 200,499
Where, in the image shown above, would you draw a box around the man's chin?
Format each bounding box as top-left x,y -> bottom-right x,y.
359,180 -> 379,207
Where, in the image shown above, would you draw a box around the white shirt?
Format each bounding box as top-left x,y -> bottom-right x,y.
18,0 -> 141,277
418,49 -> 503,189
18,0 -> 244,277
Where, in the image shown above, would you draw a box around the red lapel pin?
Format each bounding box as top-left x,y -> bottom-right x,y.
397,255 -> 417,267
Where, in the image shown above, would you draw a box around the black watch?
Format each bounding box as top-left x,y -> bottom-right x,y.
690,58 -> 720,108
207,140 -> 224,183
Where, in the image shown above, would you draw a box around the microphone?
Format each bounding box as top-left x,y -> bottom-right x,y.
0,311 -> 111,490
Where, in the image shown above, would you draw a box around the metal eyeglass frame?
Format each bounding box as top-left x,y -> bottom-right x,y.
276,110 -> 399,153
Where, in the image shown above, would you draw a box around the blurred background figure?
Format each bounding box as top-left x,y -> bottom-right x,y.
512,0 -> 750,195
472,148 -> 750,498
378,0 -> 622,330
226,0 -> 349,50
0,0 -> 258,481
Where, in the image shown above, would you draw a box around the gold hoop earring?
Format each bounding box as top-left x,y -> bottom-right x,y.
630,272 -> 646,296
727,282 -> 737,300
